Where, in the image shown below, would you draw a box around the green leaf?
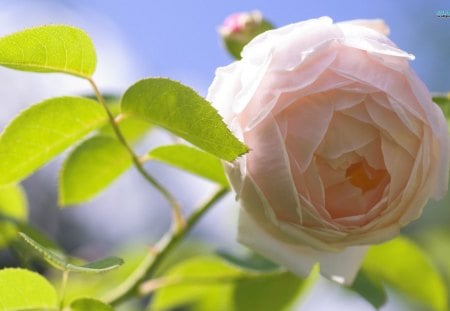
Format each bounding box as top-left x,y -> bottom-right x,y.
70,298 -> 114,311
70,298 -> 113,311
149,255 -> 316,311
58,246 -> 150,303
0,25 -> 96,78
216,250 -> 281,273
149,256 -> 240,311
101,117 -> 152,143
0,184 -> 27,248
416,228 -> 450,296
0,268 -> 58,310
433,95 -> 450,129
349,269 -> 387,309
362,236 -> 447,311
0,96 -> 107,185
19,232 -> 123,273
148,144 -> 229,187
121,78 -> 248,161
99,98 -> 152,143
59,136 -> 132,206
232,272 -> 311,311
74,257 -> 124,273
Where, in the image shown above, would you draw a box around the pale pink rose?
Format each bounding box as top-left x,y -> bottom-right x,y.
208,17 -> 450,284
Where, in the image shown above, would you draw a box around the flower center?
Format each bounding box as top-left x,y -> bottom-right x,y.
345,159 -> 386,193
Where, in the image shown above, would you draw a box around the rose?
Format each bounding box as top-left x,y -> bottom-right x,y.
208,16 -> 450,284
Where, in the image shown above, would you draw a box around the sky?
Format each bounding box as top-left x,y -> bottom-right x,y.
57,0 -> 450,94
1,0 -> 449,95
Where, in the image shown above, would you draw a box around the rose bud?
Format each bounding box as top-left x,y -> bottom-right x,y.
218,10 -> 274,59
208,17 -> 450,284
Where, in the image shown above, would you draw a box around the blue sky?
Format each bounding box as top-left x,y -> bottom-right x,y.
58,0 -> 450,94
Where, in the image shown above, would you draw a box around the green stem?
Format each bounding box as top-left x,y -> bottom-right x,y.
87,78 -> 184,229
59,270 -> 69,310
103,187 -> 229,306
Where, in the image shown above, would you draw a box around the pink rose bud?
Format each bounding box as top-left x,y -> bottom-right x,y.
208,17 -> 450,284
218,11 -> 274,59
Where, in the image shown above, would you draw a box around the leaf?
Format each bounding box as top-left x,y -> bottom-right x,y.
349,269 -> 387,309
433,95 -> 450,129
0,25 -> 96,78
73,257 -> 124,274
149,256 -> 240,311
362,236 -> 447,311
0,96 -> 107,185
11,223 -> 62,266
417,228 -> 450,296
149,255 -> 316,311
121,78 -> 248,161
19,232 -> 123,273
0,268 -> 58,310
0,184 -> 27,248
148,144 -> 229,187
70,298 -> 114,311
101,117 -> 152,143
232,272 -> 312,311
59,136 -> 132,206
99,99 -> 152,143
59,246 -> 150,303
216,250 -> 281,273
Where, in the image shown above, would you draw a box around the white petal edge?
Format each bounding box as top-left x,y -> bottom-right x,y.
238,207 -> 368,285
337,19 -> 390,36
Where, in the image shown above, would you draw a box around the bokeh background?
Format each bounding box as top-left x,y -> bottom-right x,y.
0,0 -> 449,310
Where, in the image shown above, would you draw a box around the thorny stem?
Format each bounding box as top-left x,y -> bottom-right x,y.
103,187 -> 229,306
87,78 -> 184,230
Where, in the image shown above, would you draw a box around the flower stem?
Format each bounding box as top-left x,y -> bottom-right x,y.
103,187 -> 229,306
87,78 -> 184,229
59,270 -> 69,310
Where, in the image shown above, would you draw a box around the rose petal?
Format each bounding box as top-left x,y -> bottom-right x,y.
234,53 -> 273,118
280,93 -> 334,172
207,62 -> 242,123
337,21 -> 413,60
330,47 -> 427,122
242,16 -> 336,70
338,19 -> 390,36
381,136 -> 415,203
355,137 -> 385,170
316,245 -> 368,285
238,207 -> 316,277
241,44 -> 338,131
245,115 -> 301,223
365,97 -> 420,157
238,207 -> 367,285
371,93 -> 423,137
316,111 -> 379,159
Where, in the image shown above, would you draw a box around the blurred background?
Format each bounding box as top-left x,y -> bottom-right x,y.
0,0 -> 449,310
